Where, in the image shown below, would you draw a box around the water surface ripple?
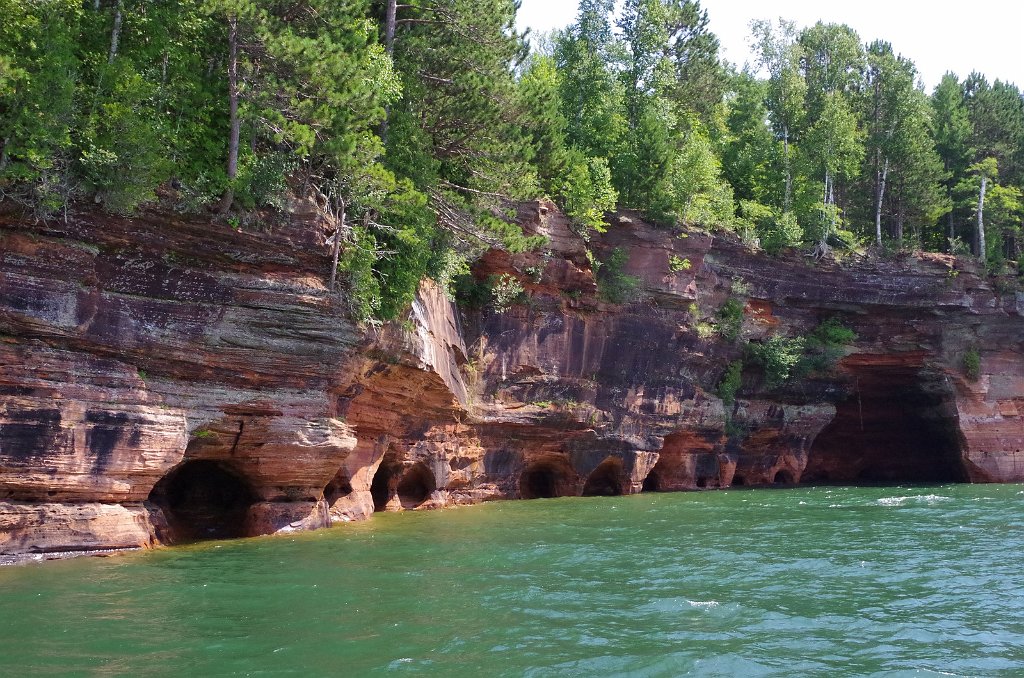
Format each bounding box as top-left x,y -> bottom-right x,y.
2,484 -> 1023,676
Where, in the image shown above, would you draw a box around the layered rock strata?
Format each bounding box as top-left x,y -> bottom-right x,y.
1,201 -> 1021,556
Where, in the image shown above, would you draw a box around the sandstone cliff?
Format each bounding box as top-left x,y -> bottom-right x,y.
1,201 -> 1021,556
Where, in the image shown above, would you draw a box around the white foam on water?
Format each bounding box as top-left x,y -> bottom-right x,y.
688,600 -> 719,609
877,494 -> 952,507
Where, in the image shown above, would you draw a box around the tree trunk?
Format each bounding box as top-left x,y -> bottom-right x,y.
329,198 -> 347,291
896,200 -> 904,246
107,0 -> 123,64
0,136 -> 10,172
783,126 -> 792,212
875,157 -> 888,247
947,206 -> 954,250
385,0 -> 397,54
378,0 -> 398,145
820,170 -> 832,244
219,14 -> 240,214
977,175 -> 988,262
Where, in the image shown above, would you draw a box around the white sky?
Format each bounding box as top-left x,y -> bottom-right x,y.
516,0 -> 1024,90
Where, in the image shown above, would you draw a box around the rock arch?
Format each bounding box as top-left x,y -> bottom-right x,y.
581,457 -> 625,496
323,468 -> 353,505
519,456 -> 576,499
148,460 -> 256,543
772,469 -> 795,485
396,463 -> 436,509
641,467 -> 662,492
804,360 -> 967,484
370,454 -> 401,512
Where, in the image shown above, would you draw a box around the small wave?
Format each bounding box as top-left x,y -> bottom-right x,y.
877,494 -> 951,507
688,600 -> 719,609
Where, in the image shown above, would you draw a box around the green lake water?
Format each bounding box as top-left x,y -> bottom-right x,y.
2,484 -> 1024,676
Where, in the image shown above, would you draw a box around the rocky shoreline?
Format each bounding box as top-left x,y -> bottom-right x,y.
2,200 -> 1022,556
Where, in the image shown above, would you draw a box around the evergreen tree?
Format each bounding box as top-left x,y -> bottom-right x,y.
386,0 -> 538,252
661,0 -> 725,124
931,73 -> 975,248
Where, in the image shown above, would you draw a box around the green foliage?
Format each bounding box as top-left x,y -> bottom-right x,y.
337,224 -> 383,322
749,335 -> 806,389
559,150 -> 617,235
810,317 -> 857,345
668,254 -> 692,272
717,298 -> 744,341
490,273 -> 526,312
664,121 -> 735,226
716,359 -> 743,405
2,0 -> 1023,318
963,348 -> 981,381
0,1 -> 80,212
948,236 -> 971,256
596,247 -> 640,303
738,200 -> 803,254
695,321 -> 716,340
79,71 -> 172,213
801,317 -> 857,373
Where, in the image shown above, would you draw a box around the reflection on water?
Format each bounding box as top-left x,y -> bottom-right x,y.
2,484 -> 1024,676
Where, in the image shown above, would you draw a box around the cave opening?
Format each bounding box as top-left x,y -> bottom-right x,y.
582,457 -> 624,497
803,363 -> 967,484
641,469 -> 661,492
323,469 -> 353,505
519,457 -> 575,499
148,460 -> 256,544
396,463 -> 436,509
370,458 -> 399,512
773,470 -> 795,485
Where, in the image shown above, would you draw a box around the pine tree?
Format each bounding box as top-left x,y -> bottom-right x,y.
931,73 -> 975,248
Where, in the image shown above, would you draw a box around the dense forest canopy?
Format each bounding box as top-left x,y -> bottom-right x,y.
1,1 -> 1022,319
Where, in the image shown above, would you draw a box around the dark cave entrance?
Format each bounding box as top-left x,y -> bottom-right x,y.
396,463 -> 436,509
803,363 -> 967,484
641,468 -> 661,492
519,457 -> 576,499
772,470 -> 795,485
148,460 -> 256,543
581,457 -> 625,497
370,457 -> 400,512
323,468 -> 353,505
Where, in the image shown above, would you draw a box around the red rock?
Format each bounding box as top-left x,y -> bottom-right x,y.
2,201 -> 1023,556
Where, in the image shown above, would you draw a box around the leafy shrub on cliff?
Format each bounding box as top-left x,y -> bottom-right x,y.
491,274 -> 526,312
717,298 -> 744,341
337,225 -> 383,321
749,335 -> 806,389
717,360 -> 743,405
596,248 -> 640,303
669,254 -> 692,272
963,348 -> 981,381
800,317 -> 857,373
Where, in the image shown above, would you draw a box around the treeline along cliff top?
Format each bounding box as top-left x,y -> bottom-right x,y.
2,0 -> 1023,320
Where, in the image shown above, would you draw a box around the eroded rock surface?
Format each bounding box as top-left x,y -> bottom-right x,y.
1,200 -> 1022,555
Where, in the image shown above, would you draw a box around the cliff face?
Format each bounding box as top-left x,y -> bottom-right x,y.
1,201 -> 1022,556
